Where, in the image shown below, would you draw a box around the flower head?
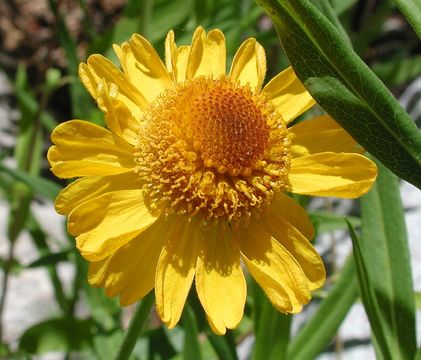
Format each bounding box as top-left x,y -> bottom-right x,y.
48,27 -> 377,334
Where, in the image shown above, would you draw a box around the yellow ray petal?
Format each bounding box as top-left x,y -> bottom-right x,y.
229,38 -> 266,89
165,30 -> 191,82
195,227 -> 246,335
155,217 -> 200,329
96,80 -> 141,146
186,27 -> 226,79
175,46 -> 191,82
79,55 -> 146,117
270,193 -> 314,240
115,34 -> 172,103
48,120 -> 135,178
164,30 -> 177,80
289,115 -> 363,157
68,189 -> 158,261
55,172 -> 141,215
255,213 -> 325,291
88,218 -> 167,305
238,225 -> 311,313
263,67 -> 315,124
289,152 -> 378,198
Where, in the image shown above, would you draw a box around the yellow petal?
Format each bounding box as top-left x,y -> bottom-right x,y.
238,224 -> 311,313
68,189 -> 158,261
55,172 -> 141,215
187,27 -> 226,79
270,193 -> 314,240
79,55 -> 146,117
229,38 -> 266,89
258,212 -> 325,291
289,115 -> 363,157
88,218 -> 167,306
165,29 -> 191,82
263,67 -> 315,124
96,80 -> 141,145
289,152 -> 378,198
165,30 -> 177,80
155,217 -> 200,329
195,227 -> 246,335
174,46 -> 191,82
115,34 -> 172,103
48,120 -> 135,178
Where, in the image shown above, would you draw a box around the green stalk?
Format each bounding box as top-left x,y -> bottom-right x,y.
115,292 -> 155,360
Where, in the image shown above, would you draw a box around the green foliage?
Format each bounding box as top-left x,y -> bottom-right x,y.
19,317 -> 95,354
257,0 -> 421,189
0,0 -> 420,359
359,160 -> 416,359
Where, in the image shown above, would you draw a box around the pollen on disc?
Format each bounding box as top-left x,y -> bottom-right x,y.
135,76 -> 290,223
183,78 -> 270,176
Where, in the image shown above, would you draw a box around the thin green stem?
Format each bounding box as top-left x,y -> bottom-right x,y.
115,291 -> 154,360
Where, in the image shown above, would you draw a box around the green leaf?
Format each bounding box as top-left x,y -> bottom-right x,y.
182,304 -> 203,360
207,330 -> 238,360
256,0 -> 421,189
0,163 -> 61,201
392,0 -> 421,38
360,159 -> 416,359
289,257 -> 358,360
310,211 -> 361,234
346,220 -> 392,359
94,331 -> 125,360
47,0 -> 92,118
27,250 -> 72,268
252,282 -> 291,360
116,292 -> 154,360
372,55 -> 421,88
19,317 -> 94,354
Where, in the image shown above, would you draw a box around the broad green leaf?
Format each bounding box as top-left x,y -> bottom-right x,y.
347,220 -> 391,359
252,282 -> 291,360
289,257 -> 358,360
0,163 -> 61,201
257,0 -> 421,189
360,160 -> 416,359
182,304 -> 203,360
19,317 -> 94,354
392,0 -> 421,38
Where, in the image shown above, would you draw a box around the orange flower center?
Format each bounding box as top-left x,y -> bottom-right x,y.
135,76 -> 291,224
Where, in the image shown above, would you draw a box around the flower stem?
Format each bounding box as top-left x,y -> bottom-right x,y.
115,291 -> 155,360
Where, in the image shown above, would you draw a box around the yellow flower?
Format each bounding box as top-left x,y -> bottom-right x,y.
48,27 -> 377,334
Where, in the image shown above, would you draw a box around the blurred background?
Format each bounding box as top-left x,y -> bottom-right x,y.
0,0 -> 420,359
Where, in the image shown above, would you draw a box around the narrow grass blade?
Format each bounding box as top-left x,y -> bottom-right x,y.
289,257 -> 358,360
360,160 -> 416,359
347,220 -> 392,359
0,163 -> 61,201
182,304 -> 203,360
115,292 -> 154,360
